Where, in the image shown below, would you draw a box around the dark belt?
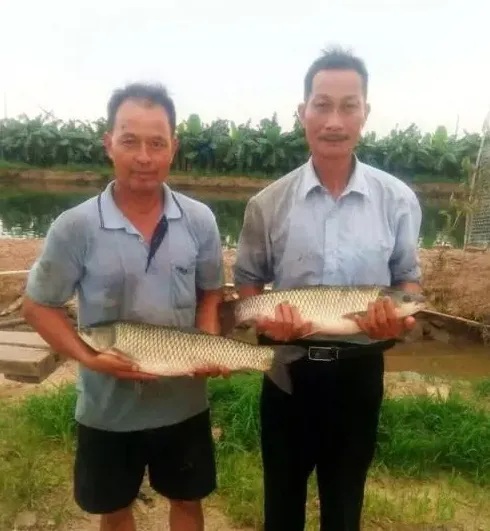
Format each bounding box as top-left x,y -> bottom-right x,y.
258,335 -> 396,362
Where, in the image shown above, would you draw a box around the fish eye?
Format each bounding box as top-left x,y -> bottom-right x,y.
402,294 -> 412,303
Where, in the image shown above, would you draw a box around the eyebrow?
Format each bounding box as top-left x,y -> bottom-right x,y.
313,94 -> 359,102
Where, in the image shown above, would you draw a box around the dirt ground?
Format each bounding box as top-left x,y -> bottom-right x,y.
2,238 -> 490,322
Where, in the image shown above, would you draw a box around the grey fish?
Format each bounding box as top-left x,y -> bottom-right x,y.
78,320 -> 303,379
219,285 -> 426,337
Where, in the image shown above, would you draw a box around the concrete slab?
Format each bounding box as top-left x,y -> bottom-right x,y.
0,331 -> 49,349
0,345 -> 58,382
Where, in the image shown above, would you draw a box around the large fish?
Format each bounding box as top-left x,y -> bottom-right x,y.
78,320 -> 304,379
219,285 -> 426,337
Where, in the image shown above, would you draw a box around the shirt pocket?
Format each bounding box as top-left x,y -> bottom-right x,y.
342,236 -> 394,284
170,258 -> 197,309
272,214 -> 324,287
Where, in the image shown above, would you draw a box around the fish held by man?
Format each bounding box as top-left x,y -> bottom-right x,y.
78,320 -> 304,379
219,285 -> 426,337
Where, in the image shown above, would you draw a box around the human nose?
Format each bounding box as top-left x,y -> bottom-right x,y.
323,108 -> 343,130
134,144 -> 151,164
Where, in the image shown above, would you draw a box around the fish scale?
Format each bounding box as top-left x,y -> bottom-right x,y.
79,321 -> 287,376
221,285 -> 425,337
235,285 -> 384,322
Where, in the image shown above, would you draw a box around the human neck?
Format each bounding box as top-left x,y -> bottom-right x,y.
311,155 -> 354,199
112,182 -> 163,216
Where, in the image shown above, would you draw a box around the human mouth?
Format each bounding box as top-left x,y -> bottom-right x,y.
132,171 -> 158,178
319,135 -> 349,142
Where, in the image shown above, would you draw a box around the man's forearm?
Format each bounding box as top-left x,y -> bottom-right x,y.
237,284 -> 264,299
195,288 -> 223,335
22,296 -> 95,366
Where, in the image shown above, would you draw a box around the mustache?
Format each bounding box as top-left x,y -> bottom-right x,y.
318,134 -> 349,141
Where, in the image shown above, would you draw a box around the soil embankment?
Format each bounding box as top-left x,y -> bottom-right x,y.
0,167 -> 461,197
1,238 -> 490,323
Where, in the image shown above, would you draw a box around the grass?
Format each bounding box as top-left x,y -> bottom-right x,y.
473,377 -> 490,400
0,386 -> 77,529
1,374 -> 489,529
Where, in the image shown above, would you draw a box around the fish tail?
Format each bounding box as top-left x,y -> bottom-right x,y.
269,346 -> 305,392
267,346 -> 305,394
272,346 -> 306,366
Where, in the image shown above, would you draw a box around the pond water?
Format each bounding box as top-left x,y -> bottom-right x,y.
0,179 -> 465,247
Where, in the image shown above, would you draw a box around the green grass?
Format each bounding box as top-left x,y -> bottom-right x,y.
1,374 -> 489,529
473,377 -> 490,399
0,386 -> 77,529
209,374 -> 490,485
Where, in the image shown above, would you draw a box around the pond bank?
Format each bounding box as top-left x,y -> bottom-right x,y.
1,239 -> 490,323
0,167 -> 463,198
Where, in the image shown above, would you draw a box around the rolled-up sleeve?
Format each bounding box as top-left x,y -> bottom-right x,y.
25,214 -> 86,306
234,197 -> 273,287
389,193 -> 422,284
195,210 -> 224,291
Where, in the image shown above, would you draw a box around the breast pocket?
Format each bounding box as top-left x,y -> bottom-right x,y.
345,237 -> 394,284
272,215 -> 324,288
171,259 -> 197,309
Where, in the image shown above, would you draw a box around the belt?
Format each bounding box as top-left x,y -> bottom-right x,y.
257,335 -> 396,362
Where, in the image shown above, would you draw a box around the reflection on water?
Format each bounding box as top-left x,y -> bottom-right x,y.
0,180 -> 465,247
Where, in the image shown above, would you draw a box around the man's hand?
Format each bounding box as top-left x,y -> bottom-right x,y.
83,349 -> 159,381
190,364 -> 231,379
354,296 -> 416,340
256,302 -> 313,342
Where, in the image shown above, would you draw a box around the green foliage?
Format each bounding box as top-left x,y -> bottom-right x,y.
0,112 -> 482,180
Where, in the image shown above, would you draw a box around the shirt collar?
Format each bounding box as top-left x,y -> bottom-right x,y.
298,155 -> 370,200
98,180 -> 182,230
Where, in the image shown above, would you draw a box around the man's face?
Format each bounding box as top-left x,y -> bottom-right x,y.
298,69 -> 369,160
103,98 -> 178,194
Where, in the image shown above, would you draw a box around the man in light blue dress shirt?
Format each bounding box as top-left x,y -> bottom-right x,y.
234,47 -> 422,530
23,83 -> 227,531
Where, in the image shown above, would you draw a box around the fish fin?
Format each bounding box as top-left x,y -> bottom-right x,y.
269,346 -> 306,394
273,347 -> 306,366
178,325 -> 215,336
342,311 -> 367,321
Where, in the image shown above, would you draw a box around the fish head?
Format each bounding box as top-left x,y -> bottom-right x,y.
380,288 -> 426,317
78,324 -> 116,352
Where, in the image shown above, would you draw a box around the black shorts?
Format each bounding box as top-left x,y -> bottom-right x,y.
73,409 -> 216,514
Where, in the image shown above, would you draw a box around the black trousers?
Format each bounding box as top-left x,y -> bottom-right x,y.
260,348 -> 385,531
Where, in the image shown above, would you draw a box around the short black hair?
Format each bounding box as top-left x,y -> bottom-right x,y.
106,82 -> 177,134
304,46 -> 369,100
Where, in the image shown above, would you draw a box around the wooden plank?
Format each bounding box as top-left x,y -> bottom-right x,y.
0,345 -> 58,381
0,331 -> 49,349
0,270 -> 30,276
0,318 -> 26,329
